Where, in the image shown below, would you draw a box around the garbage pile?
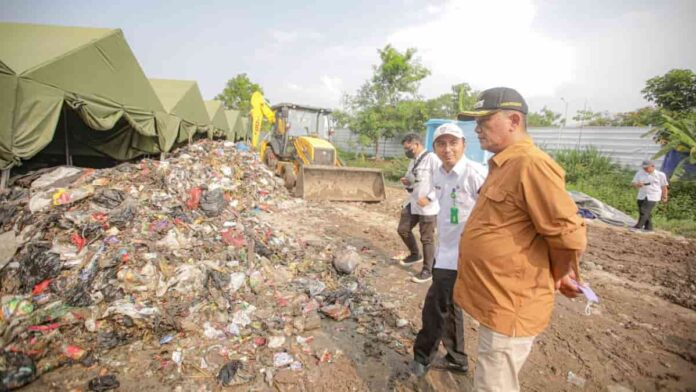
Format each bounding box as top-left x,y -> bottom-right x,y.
0,140 -> 413,390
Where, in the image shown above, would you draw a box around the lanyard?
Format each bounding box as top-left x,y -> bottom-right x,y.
450,188 -> 458,224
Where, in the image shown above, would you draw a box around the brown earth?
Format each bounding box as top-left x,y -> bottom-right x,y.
24,186 -> 696,391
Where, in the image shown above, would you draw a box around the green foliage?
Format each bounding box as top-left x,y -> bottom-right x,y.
341,45 -> 430,155
615,106 -> 663,126
215,73 -> 263,112
572,109 -> 619,126
552,148 -> 696,237
642,69 -> 696,112
527,106 -> 562,127
644,114 -> 696,180
424,83 -> 479,119
336,148 -> 408,183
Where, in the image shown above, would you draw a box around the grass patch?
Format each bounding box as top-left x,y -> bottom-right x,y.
553,147 -> 696,237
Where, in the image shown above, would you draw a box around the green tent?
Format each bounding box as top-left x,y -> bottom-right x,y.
150,79 -> 211,145
204,100 -> 229,138
0,22 -> 179,169
224,109 -> 250,141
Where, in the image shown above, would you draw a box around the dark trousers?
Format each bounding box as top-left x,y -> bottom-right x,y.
413,268 -> 468,366
635,199 -> 657,230
397,203 -> 436,272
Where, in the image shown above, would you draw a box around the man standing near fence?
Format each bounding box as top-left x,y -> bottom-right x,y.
631,159 -> 669,232
455,87 -> 587,391
398,133 -> 441,283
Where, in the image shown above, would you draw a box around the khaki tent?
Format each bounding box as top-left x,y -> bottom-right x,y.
0,23 -> 178,169
204,100 -> 229,138
224,109 -> 250,141
150,79 -> 211,145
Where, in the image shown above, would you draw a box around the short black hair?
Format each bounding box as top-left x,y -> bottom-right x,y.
401,133 -> 422,145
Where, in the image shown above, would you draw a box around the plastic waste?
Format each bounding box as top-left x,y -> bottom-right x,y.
268,336 -> 285,349
217,360 -> 242,386
0,231 -> 17,270
567,371 -> 586,387
200,188 -> 226,217
0,351 -> 36,390
321,303 -> 351,321
87,375 -> 120,391
333,248 -> 361,274
91,188 -> 125,209
273,352 -> 294,368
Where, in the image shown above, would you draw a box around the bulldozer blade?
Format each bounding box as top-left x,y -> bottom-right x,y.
295,165 -> 386,202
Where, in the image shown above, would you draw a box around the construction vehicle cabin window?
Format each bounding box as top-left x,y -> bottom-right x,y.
287,108 -> 330,139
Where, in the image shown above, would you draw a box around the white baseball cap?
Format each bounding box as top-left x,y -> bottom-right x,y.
433,123 -> 465,141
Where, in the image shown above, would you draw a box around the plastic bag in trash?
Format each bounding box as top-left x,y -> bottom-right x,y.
333,248 -> 361,275
200,188 -> 226,217
92,189 -> 125,209
87,374 -> 120,391
0,351 -> 36,390
217,360 -> 242,386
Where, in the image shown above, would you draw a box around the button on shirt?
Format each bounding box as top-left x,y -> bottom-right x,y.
433,157 -> 487,271
406,151 -> 441,216
454,138 -> 587,337
632,169 -> 668,201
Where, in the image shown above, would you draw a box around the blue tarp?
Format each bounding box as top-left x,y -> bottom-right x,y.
660,149 -> 696,179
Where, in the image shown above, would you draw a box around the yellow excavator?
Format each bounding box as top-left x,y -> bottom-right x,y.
250,92 -> 385,202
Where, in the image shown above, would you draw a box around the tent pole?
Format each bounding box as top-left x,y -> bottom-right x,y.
63,106 -> 73,166
0,169 -> 9,190
160,153 -> 166,161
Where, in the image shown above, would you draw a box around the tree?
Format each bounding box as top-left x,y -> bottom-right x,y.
642,69 -> 696,113
215,73 -> 263,113
572,109 -> 618,127
615,107 -> 663,126
425,83 -> 479,119
645,114 -> 696,179
341,45 -> 430,156
527,106 -> 562,127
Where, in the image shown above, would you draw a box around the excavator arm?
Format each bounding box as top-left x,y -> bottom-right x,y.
250,91 -> 276,149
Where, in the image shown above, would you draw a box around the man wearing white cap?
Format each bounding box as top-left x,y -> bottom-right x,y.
631,159 -> 669,231
411,123 -> 486,377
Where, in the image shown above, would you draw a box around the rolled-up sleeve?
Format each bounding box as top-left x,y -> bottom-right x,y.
521,159 -> 587,266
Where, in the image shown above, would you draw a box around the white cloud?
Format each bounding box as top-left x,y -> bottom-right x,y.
386,0 -> 575,99
269,29 -> 322,45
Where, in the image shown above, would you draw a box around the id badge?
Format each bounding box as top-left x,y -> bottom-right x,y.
450,206 -> 459,224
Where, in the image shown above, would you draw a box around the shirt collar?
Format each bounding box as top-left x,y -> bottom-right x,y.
490,138 -> 534,167
415,149 -> 427,160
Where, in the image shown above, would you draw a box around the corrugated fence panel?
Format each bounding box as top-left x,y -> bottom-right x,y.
333,127 -> 662,169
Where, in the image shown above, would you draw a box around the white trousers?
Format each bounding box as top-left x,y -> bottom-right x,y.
474,325 -> 536,392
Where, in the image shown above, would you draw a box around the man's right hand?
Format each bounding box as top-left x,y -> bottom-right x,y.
400,177 -> 411,186
556,271 -> 582,299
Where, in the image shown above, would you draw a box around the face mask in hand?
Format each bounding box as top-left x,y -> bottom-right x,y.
404,148 -> 416,159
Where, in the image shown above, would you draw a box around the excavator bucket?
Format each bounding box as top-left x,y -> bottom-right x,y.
295,165 -> 386,202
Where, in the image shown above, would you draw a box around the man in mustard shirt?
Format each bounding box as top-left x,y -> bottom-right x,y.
455,87 -> 587,391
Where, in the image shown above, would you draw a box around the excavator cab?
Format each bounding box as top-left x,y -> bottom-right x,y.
259,102 -> 385,202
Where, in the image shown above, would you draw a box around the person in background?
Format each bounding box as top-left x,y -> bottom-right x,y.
454,87 -> 587,392
631,159 -> 669,232
397,133 -> 441,283
411,123 -> 486,377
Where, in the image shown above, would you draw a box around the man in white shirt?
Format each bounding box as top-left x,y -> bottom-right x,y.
398,133 -> 442,283
411,123 -> 487,377
631,159 -> 669,231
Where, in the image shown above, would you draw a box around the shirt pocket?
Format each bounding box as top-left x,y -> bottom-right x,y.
480,187 -> 518,223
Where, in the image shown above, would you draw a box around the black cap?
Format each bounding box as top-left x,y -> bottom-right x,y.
457,87 -> 528,121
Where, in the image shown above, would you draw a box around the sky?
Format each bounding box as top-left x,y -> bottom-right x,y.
2,0 -> 695,121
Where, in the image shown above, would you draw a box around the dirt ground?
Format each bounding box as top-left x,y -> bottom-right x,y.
24,186 -> 695,391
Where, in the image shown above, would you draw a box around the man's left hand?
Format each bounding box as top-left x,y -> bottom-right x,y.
417,197 -> 430,207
